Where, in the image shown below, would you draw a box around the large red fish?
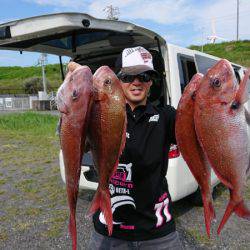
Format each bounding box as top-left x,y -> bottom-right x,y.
87,66 -> 126,235
57,63 -> 93,250
176,73 -> 216,237
194,59 -> 250,234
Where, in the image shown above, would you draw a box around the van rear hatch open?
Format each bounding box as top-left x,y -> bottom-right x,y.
0,12 -> 166,60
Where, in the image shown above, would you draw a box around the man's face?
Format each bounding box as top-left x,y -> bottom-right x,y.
120,77 -> 152,108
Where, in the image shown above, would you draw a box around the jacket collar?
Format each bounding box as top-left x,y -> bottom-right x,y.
126,101 -> 158,116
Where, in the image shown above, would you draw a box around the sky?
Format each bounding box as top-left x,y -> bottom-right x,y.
0,0 -> 249,67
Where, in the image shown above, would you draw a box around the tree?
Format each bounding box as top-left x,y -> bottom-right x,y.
23,77 -> 51,94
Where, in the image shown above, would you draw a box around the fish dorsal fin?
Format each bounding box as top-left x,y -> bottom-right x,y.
233,69 -> 250,106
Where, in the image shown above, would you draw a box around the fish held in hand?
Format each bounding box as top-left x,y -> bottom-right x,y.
194,59 -> 250,235
57,65 -> 93,250
87,66 -> 126,235
176,73 -> 216,237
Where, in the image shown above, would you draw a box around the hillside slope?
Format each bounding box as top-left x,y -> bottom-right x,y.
0,64 -> 63,94
189,40 -> 250,67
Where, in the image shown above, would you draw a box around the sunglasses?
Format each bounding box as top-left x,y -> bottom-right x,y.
117,72 -> 152,83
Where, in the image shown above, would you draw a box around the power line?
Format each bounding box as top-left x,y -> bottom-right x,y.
237,0 -> 239,41
198,9 -> 250,23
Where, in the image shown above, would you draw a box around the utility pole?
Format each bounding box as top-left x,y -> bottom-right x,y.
38,53 -> 48,96
201,26 -> 204,52
103,5 -> 120,20
236,0 -> 239,41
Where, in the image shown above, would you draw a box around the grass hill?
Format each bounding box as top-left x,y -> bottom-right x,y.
0,64 -> 63,94
0,40 -> 249,94
189,40 -> 250,68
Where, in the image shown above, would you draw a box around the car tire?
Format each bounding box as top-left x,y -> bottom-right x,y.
190,188 -> 203,206
190,187 -> 215,207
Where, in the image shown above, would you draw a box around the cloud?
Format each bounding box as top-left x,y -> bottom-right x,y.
195,0 -> 250,42
24,0 -> 196,24
88,0 -> 196,24
14,0 -> 250,46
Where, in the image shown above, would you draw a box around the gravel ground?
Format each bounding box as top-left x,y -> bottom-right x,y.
1,172 -> 249,250
0,111 -> 249,250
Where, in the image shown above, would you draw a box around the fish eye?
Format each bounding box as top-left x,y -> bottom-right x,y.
72,89 -> 78,100
211,78 -> 221,88
104,79 -> 112,85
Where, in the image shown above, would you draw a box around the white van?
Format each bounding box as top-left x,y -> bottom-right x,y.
1,12 -> 248,203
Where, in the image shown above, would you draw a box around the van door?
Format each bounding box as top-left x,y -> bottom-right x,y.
0,13 -> 166,60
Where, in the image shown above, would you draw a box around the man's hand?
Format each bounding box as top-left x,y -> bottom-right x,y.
67,61 -> 81,72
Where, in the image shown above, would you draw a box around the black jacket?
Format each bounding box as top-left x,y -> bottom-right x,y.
93,102 -> 177,241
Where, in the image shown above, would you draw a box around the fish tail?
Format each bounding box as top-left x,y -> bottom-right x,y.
66,184 -> 79,250
234,200 -> 250,219
217,199 -> 250,235
69,212 -> 77,250
201,192 -> 216,237
88,187 -> 113,235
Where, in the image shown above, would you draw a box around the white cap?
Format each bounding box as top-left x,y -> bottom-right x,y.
120,46 -> 156,75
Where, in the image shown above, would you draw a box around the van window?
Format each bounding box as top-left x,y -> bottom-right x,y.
233,68 -> 241,84
194,54 -> 218,75
178,54 -> 197,93
195,54 -> 243,86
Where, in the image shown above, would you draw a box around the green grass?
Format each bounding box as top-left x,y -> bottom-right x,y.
185,227 -> 212,245
0,112 -> 68,244
189,40 -> 250,67
0,64 -> 63,93
0,179 -> 7,186
0,112 -> 58,134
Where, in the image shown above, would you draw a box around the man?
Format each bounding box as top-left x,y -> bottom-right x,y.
88,46 -> 183,249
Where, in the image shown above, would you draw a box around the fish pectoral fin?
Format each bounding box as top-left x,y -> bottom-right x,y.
246,154 -> 250,178
245,108 -> 250,125
93,91 -> 108,101
233,69 -> 250,106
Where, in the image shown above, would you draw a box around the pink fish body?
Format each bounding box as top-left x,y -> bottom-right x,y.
57,64 -> 93,250
194,59 -> 250,234
176,73 -> 216,237
87,66 -> 127,235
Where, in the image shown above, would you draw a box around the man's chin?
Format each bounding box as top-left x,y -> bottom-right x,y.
129,97 -> 147,105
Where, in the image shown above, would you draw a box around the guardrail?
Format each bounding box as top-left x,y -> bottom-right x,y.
0,92 -> 58,111
0,96 -> 31,111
